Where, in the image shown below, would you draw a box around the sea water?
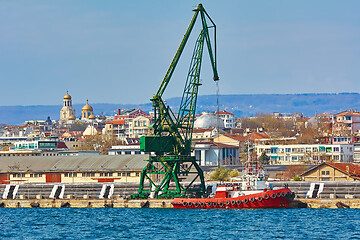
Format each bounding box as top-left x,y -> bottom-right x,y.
0,208 -> 359,239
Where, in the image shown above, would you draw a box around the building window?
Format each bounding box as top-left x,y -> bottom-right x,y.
136,173 -> 140,177
122,173 -> 126,176
127,173 -> 131,176
82,173 -> 86,177
100,173 -> 104,177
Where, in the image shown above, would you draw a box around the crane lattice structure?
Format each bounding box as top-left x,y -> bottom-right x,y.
131,4 -> 219,199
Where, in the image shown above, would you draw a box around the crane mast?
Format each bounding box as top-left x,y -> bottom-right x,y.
132,4 -> 219,199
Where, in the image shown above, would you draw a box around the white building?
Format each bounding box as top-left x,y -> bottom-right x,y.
193,142 -> 239,166
256,144 -> 354,164
108,145 -> 144,155
215,110 -> 236,128
194,112 -> 224,129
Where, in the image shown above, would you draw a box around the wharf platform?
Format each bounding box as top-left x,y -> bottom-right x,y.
0,199 -> 173,208
0,198 -> 358,209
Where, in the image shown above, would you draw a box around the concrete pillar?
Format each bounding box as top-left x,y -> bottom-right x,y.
201,150 -> 206,166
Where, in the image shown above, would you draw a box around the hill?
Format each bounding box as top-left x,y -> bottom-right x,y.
1,93 -> 360,125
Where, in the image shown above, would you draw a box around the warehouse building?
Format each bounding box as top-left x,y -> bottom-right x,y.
0,155 -> 147,184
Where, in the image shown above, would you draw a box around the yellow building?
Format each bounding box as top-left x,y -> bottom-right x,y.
127,116 -> 151,138
213,134 -> 246,147
301,162 -> 360,181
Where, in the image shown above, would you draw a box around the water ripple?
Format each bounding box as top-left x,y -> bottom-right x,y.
0,208 -> 359,239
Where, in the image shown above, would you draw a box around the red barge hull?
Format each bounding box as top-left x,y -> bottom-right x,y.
172,188 -> 294,209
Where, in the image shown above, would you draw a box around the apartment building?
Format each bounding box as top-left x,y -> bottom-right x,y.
256,144 -> 354,164
215,110 -> 236,128
126,116 -> 151,138
106,109 -> 151,140
332,110 -> 360,135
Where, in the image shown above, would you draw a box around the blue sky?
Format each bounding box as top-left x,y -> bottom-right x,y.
1,1 -> 360,106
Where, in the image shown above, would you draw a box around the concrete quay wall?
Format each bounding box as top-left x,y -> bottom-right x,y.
293,198 -> 359,209
0,199 -> 174,208
0,198 -> 358,209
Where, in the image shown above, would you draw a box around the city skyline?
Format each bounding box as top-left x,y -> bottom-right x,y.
1,1 -> 360,106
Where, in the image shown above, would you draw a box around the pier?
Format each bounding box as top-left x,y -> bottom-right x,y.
1,181 -> 360,208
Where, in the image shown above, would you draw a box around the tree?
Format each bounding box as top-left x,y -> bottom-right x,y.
282,165 -> 309,181
240,114 -> 297,138
76,134 -> 123,155
259,151 -> 270,165
230,169 -> 240,178
210,167 -> 231,182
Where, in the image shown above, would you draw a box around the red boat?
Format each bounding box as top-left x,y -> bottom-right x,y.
172,142 -> 295,209
172,184 -> 295,209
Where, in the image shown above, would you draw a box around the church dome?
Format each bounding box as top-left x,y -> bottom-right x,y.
82,100 -> 93,111
64,92 -> 71,99
89,114 -> 96,120
68,115 -> 76,120
194,112 -> 224,129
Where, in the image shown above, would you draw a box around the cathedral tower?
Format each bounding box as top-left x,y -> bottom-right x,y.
60,91 -> 76,122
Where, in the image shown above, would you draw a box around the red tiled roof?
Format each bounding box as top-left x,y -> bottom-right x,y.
326,162 -> 360,176
297,117 -> 310,122
193,128 -> 215,133
10,123 -> 37,129
334,110 -> 360,116
215,110 -> 235,116
250,132 -> 270,140
106,119 -> 125,125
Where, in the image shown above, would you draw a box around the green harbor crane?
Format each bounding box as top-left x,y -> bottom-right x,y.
131,4 -> 219,199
